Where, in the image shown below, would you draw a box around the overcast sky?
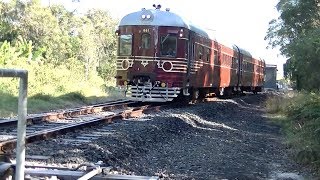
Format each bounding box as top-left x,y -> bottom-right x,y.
43,0 -> 285,77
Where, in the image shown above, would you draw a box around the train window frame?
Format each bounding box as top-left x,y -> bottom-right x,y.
119,34 -> 133,56
222,54 -> 226,65
160,34 -> 177,57
214,50 -> 218,65
232,57 -> 237,68
198,45 -> 204,60
206,48 -> 211,62
192,43 -> 195,60
141,33 -> 151,49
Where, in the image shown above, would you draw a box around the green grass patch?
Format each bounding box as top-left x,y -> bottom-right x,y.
0,57 -> 125,118
265,92 -> 320,173
0,89 -> 123,118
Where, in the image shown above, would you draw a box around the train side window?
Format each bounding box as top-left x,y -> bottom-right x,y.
198,45 -> 204,60
160,34 -> 177,57
193,44 -> 195,60
222,54 -> 226,65
206,48 -> 211,62
119,34 -> 132,56
141,33 -> 151,49
214,50 -> 218,64
233,57 -> 237,68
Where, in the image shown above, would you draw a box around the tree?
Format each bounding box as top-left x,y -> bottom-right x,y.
86,9 -> 118,81
0,0 -> 118,81
265,0 -> 320,90
0,1 -> 19,42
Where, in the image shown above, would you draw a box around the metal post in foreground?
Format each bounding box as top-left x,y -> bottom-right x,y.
0,69 -> 28,180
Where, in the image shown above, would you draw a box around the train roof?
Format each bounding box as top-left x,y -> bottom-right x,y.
119,7 -> 262,61
119,8 -> 212,39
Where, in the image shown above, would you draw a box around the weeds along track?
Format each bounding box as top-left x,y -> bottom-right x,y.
0,100 -> 160,154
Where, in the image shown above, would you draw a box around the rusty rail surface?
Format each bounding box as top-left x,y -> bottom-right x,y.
0,99 -> 134,126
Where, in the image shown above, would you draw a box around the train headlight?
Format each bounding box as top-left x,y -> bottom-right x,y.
179,29 -> 184,37
146,14 -> 151,19
141,15 -> 146,19
161,82 -> 166,87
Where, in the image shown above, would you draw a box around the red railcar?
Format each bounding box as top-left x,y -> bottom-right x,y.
115,6 -> 265,102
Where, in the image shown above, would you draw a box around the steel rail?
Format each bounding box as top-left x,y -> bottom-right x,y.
0,104 -> 160,153
0,100 -> 134,126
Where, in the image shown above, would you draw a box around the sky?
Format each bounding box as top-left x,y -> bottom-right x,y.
43,0 -> 286,77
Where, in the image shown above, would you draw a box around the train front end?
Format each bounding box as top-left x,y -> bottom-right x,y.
115,7 -> 189,102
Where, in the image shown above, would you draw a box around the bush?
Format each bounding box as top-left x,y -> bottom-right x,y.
0,55 -> 108,116
59,92 -> 86,102
0,57 -> 106,97
266,92 -> 320,172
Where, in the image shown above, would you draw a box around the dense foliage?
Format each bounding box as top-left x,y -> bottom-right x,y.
265,0 -> 320,173
0,0 -> 119,116
265,0 -> 320,90
0,0 -> 118,93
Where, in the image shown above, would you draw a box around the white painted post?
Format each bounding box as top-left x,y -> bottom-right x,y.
0,69 -> 28,180
16,73 -> 28,180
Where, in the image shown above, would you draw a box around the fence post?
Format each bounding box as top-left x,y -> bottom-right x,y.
0,69 -> 28,180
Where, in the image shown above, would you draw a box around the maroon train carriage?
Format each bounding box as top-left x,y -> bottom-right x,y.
115,5 -> 265,102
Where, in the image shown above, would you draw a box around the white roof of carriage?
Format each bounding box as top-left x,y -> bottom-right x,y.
119,8 -> 256,59
119,8 -> 212,39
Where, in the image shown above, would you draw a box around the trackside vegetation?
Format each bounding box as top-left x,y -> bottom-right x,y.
0,0 -> 121,117
266,92 -> 320,173
265,0 -> 319,174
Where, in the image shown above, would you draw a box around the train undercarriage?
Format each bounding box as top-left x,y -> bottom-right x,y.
120,84 -> 263,102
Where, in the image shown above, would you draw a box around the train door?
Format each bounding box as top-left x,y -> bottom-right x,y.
137,27 -> 154,57
186,32 -> 195,86
233,45 -> 242,91
212,42 -> 220,87
128,26 -> 157,79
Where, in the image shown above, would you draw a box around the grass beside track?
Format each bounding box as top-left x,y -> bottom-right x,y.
265,91 -> 320,174
0,88 -> 123,118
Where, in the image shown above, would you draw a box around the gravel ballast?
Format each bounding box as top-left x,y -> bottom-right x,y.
25,94 -> 314,179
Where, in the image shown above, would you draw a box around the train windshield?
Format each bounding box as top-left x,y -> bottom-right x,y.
119,35 -> 132,56
160,34 -> 177,57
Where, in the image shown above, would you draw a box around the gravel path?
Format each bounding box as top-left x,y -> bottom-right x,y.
25,94 -> 314,179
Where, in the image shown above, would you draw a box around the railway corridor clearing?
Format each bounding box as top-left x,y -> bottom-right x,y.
24,94 -> 313,179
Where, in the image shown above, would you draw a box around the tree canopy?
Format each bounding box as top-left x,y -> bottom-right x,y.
265,0 -> 320,90
0,0 -> 118,81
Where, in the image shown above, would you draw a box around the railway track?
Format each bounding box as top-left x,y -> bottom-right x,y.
0,99 -> 164,179
0,93 -> 260,153
0,100 -> 161,154
0,94 -> 262,179
0,99 -> 133,126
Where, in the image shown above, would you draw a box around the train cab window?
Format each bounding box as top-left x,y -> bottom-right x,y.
214,50 -> 218,64
160,34 -> 177,57
206,48 -> 211,62
141,33 -> 151,49
119,34 -> 132,56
